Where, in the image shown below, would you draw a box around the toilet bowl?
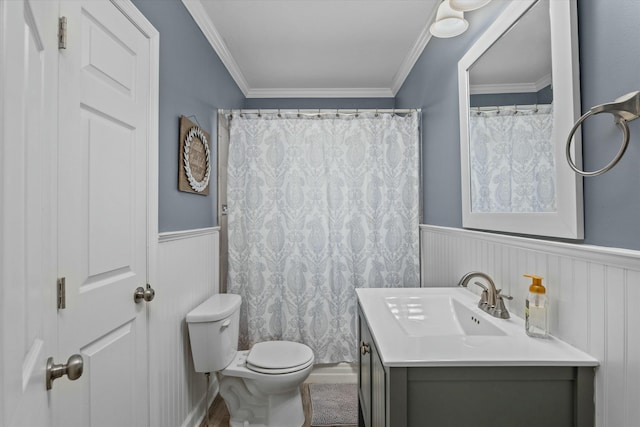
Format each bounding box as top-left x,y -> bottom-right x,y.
186,294 -> 314,427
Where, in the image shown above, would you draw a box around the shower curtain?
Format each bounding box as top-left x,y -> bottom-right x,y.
226,111 -> 420,363
468,105 -> 555,213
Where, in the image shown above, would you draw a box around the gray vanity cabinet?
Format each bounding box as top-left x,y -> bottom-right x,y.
357,305 -> 595,427
358,309 -> 386,427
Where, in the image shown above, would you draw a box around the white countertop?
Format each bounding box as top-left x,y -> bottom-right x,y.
356,287 -> 599,368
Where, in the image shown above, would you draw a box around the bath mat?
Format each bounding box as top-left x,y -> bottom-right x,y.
309,383 -> 358,426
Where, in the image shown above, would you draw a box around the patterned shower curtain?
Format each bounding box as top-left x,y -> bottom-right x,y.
468,105 -> 555,213
226,111 -> 420,363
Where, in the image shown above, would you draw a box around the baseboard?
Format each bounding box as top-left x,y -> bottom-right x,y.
180,378 -> 219,427
305,362 -> 357,384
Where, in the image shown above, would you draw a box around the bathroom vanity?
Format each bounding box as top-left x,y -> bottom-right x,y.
356,288 -> 598,427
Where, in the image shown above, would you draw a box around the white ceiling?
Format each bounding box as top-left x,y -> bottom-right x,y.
182,0 -> 441,98
182,0 -> 549,99
469,0 -> 551,94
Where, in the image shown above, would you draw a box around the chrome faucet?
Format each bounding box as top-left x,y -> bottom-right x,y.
457,271 -> 512,319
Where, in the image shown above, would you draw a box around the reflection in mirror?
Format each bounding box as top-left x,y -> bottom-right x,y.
468,0 -> 553,213
458,0 -> 583,239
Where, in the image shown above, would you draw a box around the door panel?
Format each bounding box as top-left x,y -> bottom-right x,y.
57,1 -> 150,426
86,114 -> 134,275
82,321 -> 136,427
1,0 -> 58,425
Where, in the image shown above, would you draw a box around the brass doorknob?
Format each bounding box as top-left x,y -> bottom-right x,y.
134,284 -> 155,303
46,354 -> 83,390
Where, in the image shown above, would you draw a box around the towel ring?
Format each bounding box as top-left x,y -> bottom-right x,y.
566,91 -> 640,177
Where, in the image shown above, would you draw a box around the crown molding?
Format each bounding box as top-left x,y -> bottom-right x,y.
535,73 -> 552,91
390,4 -> 438,95
246,87 -> 395,99
181,0 -> 250,96
470,73 -> 552,95
183,0 -> 433,99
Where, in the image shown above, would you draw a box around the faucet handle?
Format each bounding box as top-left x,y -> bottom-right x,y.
472,281 -> 488,291
496,289 -> 513,300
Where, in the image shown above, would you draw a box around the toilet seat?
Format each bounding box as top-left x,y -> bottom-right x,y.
246,341 -> 314,375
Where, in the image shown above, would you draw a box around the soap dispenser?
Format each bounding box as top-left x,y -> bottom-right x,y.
524,274 -> 548,338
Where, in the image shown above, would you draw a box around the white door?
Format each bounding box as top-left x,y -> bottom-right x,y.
56,1 -> 153,426
0,0 -> 59,425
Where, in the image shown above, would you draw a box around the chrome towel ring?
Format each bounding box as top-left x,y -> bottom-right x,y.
566,91 -> 640,177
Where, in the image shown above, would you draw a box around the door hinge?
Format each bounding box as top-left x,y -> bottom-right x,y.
57,277 -> 66,309
58,17 -> 67,50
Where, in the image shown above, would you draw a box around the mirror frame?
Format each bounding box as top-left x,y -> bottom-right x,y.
458,0 -> 583,239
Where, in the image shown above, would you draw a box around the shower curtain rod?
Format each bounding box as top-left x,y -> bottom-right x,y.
470,104 -> 550,113
221,108 -> 419,117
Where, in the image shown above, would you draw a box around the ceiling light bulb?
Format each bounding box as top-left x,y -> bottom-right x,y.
449,0 -> 492,12
430,0 -> 469,38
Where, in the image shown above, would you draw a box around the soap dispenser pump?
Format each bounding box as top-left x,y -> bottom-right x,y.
524,274 -> 548,338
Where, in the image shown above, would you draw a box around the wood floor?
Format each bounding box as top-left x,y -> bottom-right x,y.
199,383 -> 357,427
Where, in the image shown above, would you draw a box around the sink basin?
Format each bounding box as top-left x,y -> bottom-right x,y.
357,287 -> 599,368
385,295 -> 506,337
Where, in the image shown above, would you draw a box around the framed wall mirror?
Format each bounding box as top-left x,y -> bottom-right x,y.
458,0 -> 583,239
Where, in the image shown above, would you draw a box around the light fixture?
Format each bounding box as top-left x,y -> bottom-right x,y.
449,0 -> 492,12
430,0 -> 469,38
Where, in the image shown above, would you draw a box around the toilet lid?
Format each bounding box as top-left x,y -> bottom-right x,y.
246,341 -> 314,373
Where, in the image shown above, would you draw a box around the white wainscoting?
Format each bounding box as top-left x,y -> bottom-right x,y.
421,224 -> 640,427
150,227 -> 220,427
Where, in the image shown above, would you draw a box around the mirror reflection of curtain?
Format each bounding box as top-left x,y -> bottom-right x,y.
469,105 -> 555,213
227,111 -> 420,363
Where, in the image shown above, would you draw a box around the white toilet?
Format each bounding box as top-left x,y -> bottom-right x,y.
186,293 -> 314,427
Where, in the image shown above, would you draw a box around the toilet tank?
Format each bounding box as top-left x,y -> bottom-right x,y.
186,293 -> 241,373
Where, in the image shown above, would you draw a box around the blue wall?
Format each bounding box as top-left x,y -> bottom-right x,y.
470,85 -> 552,108
396,2 -> 508,230
396,0 -> 640,250
134,0 -> 640,249
132,0 -> 245,232
577,0 -> 640,250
